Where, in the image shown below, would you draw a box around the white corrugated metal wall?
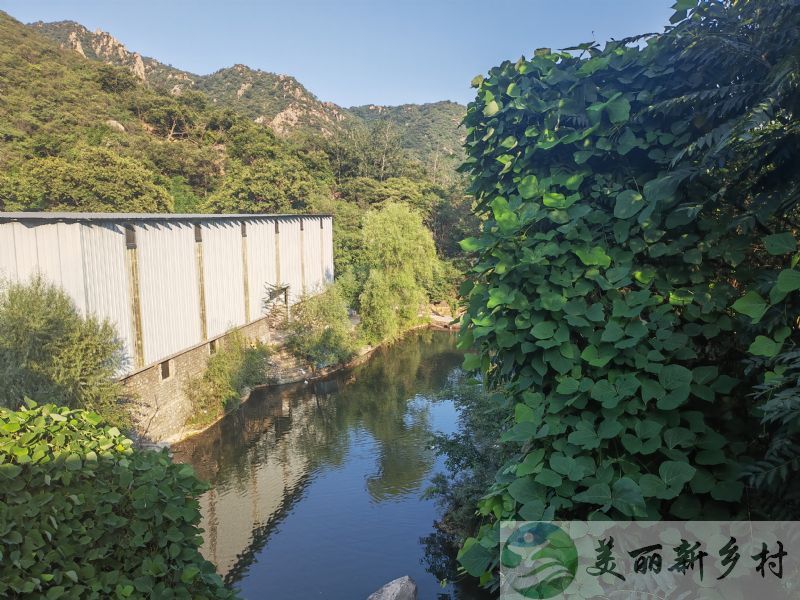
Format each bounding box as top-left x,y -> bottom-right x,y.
245,219 -> 278,321
322,217 -> 334,284
303,217 -> 325,295
0,215 -> 333,375
136,222 -> 202,366
79,223 -> 136,369
279,218 -> 304,304
202,220 -> 247,339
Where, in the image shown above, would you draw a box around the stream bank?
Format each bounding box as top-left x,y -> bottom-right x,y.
132,312 -> 459,448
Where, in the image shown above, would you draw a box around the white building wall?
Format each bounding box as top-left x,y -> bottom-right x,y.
202,220 -> 246,339
303,217 -> 325,295
0,221 -> 88,317
10,222 -> 39,282
322,217 -> 334,284
279,218 -> 304,304
55,223 -> 88,315
0,222 -> 17,282
80,223 -> 136,369
136,222 -> 202,366
0,215 -> 333,374
245,219 -> 278,321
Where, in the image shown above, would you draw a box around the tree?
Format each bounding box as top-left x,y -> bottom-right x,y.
357,203 -> 440,342
0,146 -> 173,212
455,0 -> 800,583
0,278 -> 126,426
322,122 -> 413,184
203,155 -> 331,214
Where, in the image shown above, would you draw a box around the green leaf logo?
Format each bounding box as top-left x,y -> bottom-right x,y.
501,522 -> 578,598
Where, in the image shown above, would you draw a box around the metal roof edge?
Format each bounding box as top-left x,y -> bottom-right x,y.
0,212 -> 334,223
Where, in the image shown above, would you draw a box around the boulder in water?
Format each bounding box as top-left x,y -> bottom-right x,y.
367,576 -> 417,600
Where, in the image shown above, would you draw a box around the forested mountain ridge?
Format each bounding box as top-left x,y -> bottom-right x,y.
0,9 -> 476,266
30,18 -> 465,168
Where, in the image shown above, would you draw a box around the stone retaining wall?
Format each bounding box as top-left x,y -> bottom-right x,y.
123,317 -> 271,444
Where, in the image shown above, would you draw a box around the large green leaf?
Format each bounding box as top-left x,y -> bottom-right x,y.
614,190 -> 645,219
763,232 -> 797,255
776,269 -> 800,293
573,483 -> 612,507
659,460 -> 696,487
731,291 -> 768,323
611,477 -> 646,517
574,246 -> 612,268
748,335 -> 781,357
518,175 -> 539,199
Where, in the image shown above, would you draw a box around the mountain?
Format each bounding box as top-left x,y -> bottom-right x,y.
197,64 -> 352,136
29,19 -> 465,175
29,20 -> 352,136
0,10 -> 336,215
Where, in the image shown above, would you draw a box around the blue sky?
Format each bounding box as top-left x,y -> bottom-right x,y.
0,0 -> 675,107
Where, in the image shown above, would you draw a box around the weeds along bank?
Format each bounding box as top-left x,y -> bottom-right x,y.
447,0 -> 800,588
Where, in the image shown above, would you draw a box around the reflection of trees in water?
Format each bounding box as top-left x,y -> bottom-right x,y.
419,527 -> 494,600
171,330 -> 464,581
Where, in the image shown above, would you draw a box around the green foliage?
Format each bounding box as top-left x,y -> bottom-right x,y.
457,0 -> 800,583
169,176 -> 203,213
202,155 -> 331,214
283,284 -> 359,369
357,203 -> 440,342
348,101 -> 466,186
321,121 -> 417,184
0,146 -> 173,212
186,332 -> 270,427
0,278 -> 127,427
0,402 -> 236,599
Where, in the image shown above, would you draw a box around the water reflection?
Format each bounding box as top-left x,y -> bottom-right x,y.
172,330 -> 486,599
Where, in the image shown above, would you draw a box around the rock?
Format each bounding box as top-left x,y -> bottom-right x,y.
367,576 -> 417,600
105,119 -> 126,132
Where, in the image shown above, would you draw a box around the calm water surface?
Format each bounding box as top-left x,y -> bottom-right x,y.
172,330 -> 491,600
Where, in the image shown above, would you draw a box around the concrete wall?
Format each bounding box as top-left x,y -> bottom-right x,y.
123,316 -> 272,444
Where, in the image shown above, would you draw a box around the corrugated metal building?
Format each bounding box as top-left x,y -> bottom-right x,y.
0,212 -> 334,375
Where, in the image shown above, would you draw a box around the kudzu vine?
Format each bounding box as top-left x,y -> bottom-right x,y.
457,0 -> 800,583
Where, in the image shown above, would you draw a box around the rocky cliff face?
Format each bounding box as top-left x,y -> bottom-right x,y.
29,20 -> 190,87
197,64 -> 352,136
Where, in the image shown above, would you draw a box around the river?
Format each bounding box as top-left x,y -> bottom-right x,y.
172,329 -> 491,600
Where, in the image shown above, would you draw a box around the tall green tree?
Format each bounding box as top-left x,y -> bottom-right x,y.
358,203 -> 440,341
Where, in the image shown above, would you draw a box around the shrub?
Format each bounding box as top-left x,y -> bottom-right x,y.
0,402 -> 236,599
359,269 -> 425,344
0,277 -> 127,427
186,332 -> 270,427
283,284 -> 359,369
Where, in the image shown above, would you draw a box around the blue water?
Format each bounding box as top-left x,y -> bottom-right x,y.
173,330 -> 490,600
